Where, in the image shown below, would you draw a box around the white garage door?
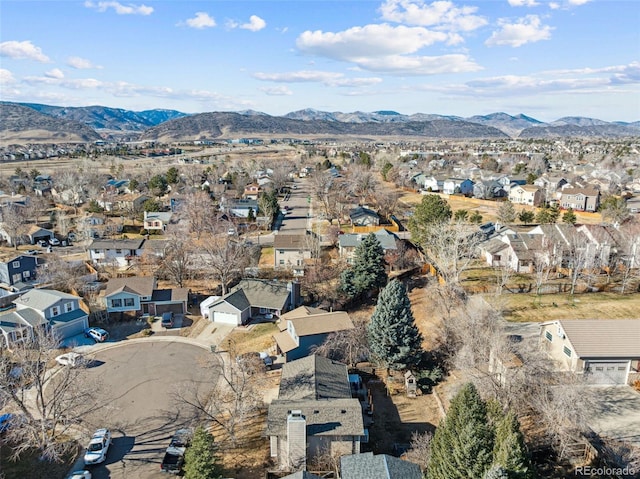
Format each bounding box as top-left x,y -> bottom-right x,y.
585,361 -> 629,385
213,311 -> 238,325
54,318 -> 89,340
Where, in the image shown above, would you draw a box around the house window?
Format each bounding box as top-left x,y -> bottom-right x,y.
12,261 -> 20,268
279,259 -> 285,265
115,249 -> 122,254
278,250 -> 284,255
563,346 -> 572,357
12,273 -> 21,283
64,302 -> 73,313
51,306 -> 60,316
124,298 -> 135,307
545,331 -> 553,342
259,307 -> 268,314
23,271 -> 30,278
111,298 -> 122,308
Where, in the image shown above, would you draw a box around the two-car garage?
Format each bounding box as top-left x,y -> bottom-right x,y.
212,311 -> 239,325
585,361 -> 631,385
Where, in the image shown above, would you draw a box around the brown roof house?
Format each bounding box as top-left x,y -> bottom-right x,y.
273,306 -> 354,362
539,319 -> 640,385
265,355 -> 364,472
103,276 -> 188,319
559,187 -> 601,212
274,233 -> 313,277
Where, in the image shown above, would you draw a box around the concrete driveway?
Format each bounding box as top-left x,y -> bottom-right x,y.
588,386 -> 640,447
76,340 -> 219,479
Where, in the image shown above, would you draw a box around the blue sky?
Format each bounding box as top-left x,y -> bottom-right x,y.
1,0 -> 638,122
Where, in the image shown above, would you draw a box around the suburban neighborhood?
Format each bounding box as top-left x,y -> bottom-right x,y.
0,134 -> 639,479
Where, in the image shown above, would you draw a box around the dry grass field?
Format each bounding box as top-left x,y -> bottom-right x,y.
485,292 -> 640,322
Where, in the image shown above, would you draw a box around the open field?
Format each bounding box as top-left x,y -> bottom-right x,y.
400,191 -> 604,225
485,292 -> 640,322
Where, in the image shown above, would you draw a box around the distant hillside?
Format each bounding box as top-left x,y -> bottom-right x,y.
1,101 -> 638,144
0,102 -> 101,144
18,102 -> 188,131
139,111 -> 509,142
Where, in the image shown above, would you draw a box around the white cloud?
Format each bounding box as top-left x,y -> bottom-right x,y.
184,12 -> 216,29
252,70 -> 383,87
0,40 -> 50,62
568,0 -> 591,5
84,1 -> 153,15
67,56 -> 98,69
45,68 -> 65,79
259,86 -> 293,96
0,69 -> 16,84
508,0 -> 539,6
298,24 -> 450,60
379,0 -> 487,31
241,15 -> 266,32
485,15 -> 553,47
355,53 -> 482,75
549,2 -> 560,8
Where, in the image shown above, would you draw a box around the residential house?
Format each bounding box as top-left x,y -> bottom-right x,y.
423,176 -> 445,192
208,279 -> 301,326
0,289 -> 89,347
114,193 -> 150,213
0,254 -> 43,291
340,452 -> 422,479
485,233 -> 544,273
221,198 -> 259,218
104,179 -> 131,194
88,239 -> 146,267
0,193 -> 28,207
508,184 -> 543,206
243,183 -> 262,200
349,206 -> 379,227
443,178 -> 474,196
626,196 -> 640,214
26,226 -> 54,245
559,187 -> 601,212
540,319 -> 640,385
143,211 -> 173,232
265,355 -> 364,471
103,276 -> 188,318
338,229 -> 398,265
274,234 -> 313,276
273,306 -> 355,362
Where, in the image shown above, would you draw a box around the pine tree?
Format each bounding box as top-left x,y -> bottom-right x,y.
183,427 -> 223,479
492,412 -> 534,479
562,207 -> 577,225
367,279 -> 423,370
408,194 -> 452,245
341,233 -> 387,298
518,210 -> 535,224
427,383 -> 494,479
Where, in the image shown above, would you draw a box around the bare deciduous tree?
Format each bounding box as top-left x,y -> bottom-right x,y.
0,204 -> 31,248
176,191 -> 215,239
36,257 -> 90,293
159,231 -> 194,287
173,351 -> 264,447
0,329 -> 102,461
201,226 -> 250,295
404,431 -> 433,471
312,313 -> 370,367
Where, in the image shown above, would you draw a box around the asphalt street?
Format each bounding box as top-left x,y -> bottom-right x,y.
76,341 -> 218,479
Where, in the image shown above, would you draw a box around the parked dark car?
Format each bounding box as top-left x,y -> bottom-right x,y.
161,312 -> 174,328
160,428 -> 192,474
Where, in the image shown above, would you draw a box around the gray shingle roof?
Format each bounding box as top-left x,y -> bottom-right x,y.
340,452 -> 422,479
104,277 -> 155,297
89,239 -> 145,251
288,312 -> 354,337
49,308 -> 88,326
279,355 -> 352,400
339,229 -> 398,250
214,289 -> 250,312
265,398 -> 364,437
13,289 -> 78,311
232,279 -> 290,310
556,319 -> 640,358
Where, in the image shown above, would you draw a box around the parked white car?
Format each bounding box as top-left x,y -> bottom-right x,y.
55,352 -> 84,367
84,428 -> 111,465
68,471 -> 92,479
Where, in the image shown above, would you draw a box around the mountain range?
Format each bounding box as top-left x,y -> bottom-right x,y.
1,101 -> 638,145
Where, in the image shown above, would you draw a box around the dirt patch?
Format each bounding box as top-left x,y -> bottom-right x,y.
367,379 -> 439,455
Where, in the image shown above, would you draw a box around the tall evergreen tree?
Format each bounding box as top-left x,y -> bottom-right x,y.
562,207 -> 577,225
341,233 -> 387,298
427,383 -> 494,479
497,201 -> 517,225
408,194 -> 452,245
367,279 -> 423,370
183,427 -> 223,479
492,412 -> 534,479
